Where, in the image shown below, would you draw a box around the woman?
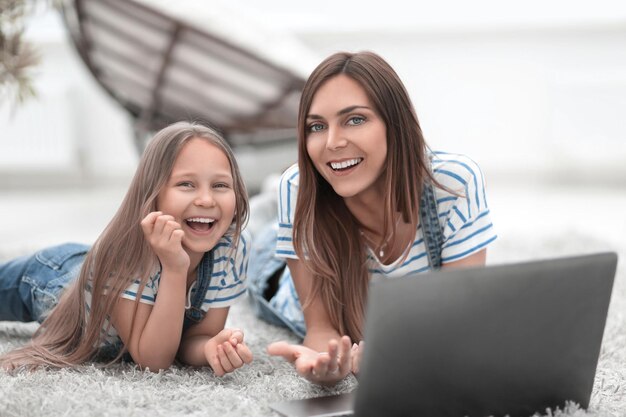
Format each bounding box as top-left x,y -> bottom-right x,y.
249,51 -> 497,385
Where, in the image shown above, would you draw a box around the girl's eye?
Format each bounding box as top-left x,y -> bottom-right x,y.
177,181 -> 194,188
347,116 -> 365,126
307,123 -> 325,133
214,183 -> 231,189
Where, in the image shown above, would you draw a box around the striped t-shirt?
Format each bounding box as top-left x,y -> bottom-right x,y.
276,152 -> 497,280
86,231 -> 249,350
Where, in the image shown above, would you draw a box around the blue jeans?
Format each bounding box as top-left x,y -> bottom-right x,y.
0,243 -> 89,323
248,224 -> 306,339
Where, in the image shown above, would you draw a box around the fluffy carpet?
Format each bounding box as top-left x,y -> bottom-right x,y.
0,234 -> 624,417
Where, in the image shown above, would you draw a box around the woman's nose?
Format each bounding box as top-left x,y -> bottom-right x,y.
326,126 -> 348,151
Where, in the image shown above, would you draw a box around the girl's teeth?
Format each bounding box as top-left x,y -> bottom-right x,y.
187,218 -> 215,223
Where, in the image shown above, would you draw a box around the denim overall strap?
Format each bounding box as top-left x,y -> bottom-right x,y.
419,181 -> 444,269
183,251 -> 213,332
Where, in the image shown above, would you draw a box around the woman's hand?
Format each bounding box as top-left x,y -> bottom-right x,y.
267,336 -> 353,385
204,328 -> 253,376
141,211 -> 189,272
350,340 -> 365,376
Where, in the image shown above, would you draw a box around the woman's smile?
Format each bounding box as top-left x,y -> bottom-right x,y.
327,157 -> 364,176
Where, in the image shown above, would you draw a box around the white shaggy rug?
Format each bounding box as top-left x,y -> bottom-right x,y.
1,233 -> 624,417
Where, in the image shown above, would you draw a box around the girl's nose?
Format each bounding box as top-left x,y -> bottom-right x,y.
194,191 -> 216,207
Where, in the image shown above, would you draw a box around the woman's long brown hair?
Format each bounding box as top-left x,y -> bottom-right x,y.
293,51 -> 440,342
0,122 -> 248,370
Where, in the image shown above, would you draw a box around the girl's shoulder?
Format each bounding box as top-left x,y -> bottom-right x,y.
211,229 -> 251,258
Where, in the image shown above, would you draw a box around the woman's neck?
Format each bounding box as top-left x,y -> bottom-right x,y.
343,179 -> 414,264
344,182 -> 387,238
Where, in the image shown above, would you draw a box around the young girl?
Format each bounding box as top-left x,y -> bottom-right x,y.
0,122 -> 253,374
248,51 -> 497,385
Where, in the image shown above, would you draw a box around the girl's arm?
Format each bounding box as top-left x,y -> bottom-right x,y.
177,307 -> 253,375
111,212 -> 190,371
267,258 -> 354,385
111,263 -> 189,370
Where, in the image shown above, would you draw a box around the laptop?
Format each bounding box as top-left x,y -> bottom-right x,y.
270,252 -> 617,417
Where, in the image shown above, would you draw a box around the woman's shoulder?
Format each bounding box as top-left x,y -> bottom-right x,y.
279,163 -> 300,186
278,163 -> 300,208
430,151 -> 485,189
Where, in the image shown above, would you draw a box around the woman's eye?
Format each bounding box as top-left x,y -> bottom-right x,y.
347,116 -> 365,126
308,123 -> 325,133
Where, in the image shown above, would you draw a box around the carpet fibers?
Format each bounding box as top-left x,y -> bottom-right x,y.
1,236 -> 624,417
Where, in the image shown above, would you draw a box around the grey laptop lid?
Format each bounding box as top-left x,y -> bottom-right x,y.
355,252 -> 617,417
271,391 -> 355,417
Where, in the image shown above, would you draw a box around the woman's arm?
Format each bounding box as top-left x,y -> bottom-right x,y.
441,249 -> 486,269
267,258 -> 354,385
177,307 -> 253,375
288,258 -> 342,350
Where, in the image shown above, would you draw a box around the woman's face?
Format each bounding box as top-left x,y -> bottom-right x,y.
305,74 -> 388,201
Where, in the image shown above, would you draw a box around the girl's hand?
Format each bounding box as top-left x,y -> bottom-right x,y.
267,336 -> 353,385
141,211 -> 189,272
204,328 -> 253,376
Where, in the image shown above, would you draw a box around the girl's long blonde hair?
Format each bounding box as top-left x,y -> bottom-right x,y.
0,122 -> 248,370
293,51 -> 440,342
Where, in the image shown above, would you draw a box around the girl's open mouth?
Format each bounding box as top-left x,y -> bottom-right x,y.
185,217 -> 216,232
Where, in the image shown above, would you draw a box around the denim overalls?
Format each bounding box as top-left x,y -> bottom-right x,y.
247,181 -> 444,339
0,243 -> 215,359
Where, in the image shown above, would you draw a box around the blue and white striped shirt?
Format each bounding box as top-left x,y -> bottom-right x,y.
276,152 -> 496,280
120,232 -> 249,308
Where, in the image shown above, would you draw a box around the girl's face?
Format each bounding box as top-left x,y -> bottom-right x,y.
305,74 -> 387,201
156,138 -> 236,257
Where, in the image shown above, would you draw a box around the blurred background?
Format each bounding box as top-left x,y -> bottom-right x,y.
1,0 -> 625,259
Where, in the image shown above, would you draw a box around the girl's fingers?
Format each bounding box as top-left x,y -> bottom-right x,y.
208,351 -> 225,377
171,229 -> 184,244
222,342 -> 243,368
164,220 -> 182,239
217,344 -> 234,373
230,329 -> 244,345
140,211 -> 161,234
236,343 -> 254,364
153,214 -> 176,237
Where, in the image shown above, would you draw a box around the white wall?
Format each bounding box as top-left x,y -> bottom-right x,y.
2,3 -> 625,191
292,27 -> 626,185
